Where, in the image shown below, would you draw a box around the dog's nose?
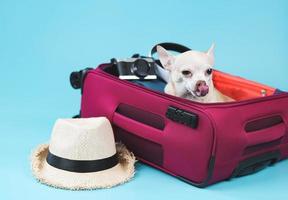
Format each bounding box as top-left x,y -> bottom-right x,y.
196,80 -> 206,88
195,80 -> 209,97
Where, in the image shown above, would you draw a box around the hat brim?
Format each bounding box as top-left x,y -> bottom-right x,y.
31,143 -> 136,190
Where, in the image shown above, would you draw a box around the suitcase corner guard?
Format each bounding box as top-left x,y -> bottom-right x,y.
231,150 -> 281,178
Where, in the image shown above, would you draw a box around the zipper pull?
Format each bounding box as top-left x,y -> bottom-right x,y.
261,89 -> 267,97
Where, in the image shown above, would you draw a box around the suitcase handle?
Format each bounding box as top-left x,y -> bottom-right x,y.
112,112 -> 163,142
114,103 -> 165,129
231,151 -> 280,178
245,115 -> 286,146
246,123 -> 285,146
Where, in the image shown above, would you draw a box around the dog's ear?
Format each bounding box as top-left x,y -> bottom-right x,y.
157,45 -> 175,71
206,43 -> 215,66
206,43 -> 215,65
206,43 -> 215,57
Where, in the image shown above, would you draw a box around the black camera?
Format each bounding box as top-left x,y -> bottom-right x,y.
112,57 -> 157,80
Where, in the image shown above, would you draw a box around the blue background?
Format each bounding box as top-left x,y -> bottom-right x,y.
0,0 -> 287,199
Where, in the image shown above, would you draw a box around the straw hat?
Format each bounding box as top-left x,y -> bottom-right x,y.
31,117 -> 136,190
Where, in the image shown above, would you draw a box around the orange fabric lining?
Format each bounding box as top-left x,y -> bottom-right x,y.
213,70 -> 275,101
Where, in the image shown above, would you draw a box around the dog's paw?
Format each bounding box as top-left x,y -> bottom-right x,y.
164,83 -> 176,96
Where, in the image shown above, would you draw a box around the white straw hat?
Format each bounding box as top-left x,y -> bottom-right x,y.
31,117 -> 136,190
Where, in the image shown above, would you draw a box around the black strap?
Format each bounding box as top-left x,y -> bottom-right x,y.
151,42 -> 191,56
46,150 -> 118,173
150,42 -> 191,67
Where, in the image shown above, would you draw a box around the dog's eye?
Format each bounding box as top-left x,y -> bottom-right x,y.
181,70 -> 192,77
206,68 -> 213,75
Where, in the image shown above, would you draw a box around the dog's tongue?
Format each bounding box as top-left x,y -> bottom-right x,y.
197,82 -> 209,96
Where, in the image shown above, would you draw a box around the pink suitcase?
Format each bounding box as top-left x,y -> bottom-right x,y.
70,46 -> 288,187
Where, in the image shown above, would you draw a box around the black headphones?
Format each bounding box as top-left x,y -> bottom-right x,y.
150,42 -> 191,67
